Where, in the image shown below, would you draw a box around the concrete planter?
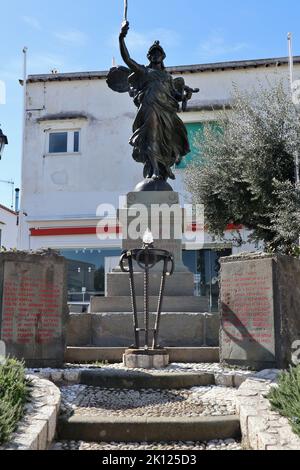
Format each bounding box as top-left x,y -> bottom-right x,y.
236,371 -> 300,450
0,375 -> 61,451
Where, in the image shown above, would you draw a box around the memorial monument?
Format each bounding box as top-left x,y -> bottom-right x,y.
100,5 -> 204,364
220,253 -> 300,370
86,3 -> 207,355
90,6 -> 204,322
0,250 -> 68,367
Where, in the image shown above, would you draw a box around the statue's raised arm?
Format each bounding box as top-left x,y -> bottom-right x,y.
119,21 -> 144,73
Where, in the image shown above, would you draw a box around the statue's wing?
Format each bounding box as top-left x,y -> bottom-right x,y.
106,66 -> 131,93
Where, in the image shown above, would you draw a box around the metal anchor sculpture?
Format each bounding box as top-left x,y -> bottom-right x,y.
119,231 -> 175,350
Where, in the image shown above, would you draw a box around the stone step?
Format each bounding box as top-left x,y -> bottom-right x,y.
57,374 -> 241,445
106,271 -> 195,297
58,415 -> 241,443
77,369 -> 215,389
67,312 -> 220,348
90,296 -> 210,313
65,347 -> 220,364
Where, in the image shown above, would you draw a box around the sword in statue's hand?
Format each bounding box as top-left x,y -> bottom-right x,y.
122,0 -> 128,26
121,0 -> 129,36
123,0 -> 128,24
107,0 -> 130,93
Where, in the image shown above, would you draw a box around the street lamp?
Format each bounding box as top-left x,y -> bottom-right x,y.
0,128 -> 8,160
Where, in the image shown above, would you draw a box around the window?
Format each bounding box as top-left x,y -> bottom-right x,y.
176,122 -> 204,169
74,131 -> 79,153
176,122 -> 220,169
49,132 -> 68,153
48,130 -> 80,154
183,248 -> 232,310
60,248 -> 122,302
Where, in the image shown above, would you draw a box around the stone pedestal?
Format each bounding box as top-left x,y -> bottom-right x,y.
220,253 -> 300,370
123,349 -> 169,369
90,296 -> 208,313
106,271 -> 194,297
118,191 -> 188,273
0,251 -> 69,367
67,312 -> 220,348
92,191 -> 203,314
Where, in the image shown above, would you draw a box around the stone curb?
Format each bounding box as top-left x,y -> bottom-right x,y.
0,375 -> 61,451
236,370 -> 300,451
78,370 -> 216,389
58,415 -> 241,443
65,347 -> 220,364
27,366 -> 253,389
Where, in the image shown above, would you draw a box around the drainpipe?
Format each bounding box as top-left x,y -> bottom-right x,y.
15,188 -> 20,213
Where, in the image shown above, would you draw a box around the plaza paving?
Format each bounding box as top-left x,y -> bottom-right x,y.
53,376 -> 242,450
51,439 -> 242,451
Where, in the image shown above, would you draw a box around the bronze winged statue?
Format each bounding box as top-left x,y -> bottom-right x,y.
107,21 -> 199,190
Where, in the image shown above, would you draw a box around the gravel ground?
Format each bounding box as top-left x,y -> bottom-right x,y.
60,384 -> 237,418
64,362 -> 253,376
51,439 -> 242,451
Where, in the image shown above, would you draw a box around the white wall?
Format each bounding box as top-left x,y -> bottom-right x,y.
0,206 -> 18,249
20,61 -> 300,251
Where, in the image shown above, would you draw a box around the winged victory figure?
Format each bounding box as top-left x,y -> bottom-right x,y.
107,21 -> 199,190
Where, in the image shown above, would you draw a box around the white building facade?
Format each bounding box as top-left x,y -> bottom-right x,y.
0,204 -> 18,249
19,56 -> 300,308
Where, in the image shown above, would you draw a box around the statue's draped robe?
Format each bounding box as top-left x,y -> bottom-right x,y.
129,67 -> 190,179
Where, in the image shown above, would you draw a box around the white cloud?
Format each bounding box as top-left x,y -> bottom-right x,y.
0,53 -> 66,82
0,51 -> 86,81
109,28 -> 180,53
22,16 -> 41,31
0,57 -> 24,83
54,30 -> 88,46
28,53 -> 67,74
0,68 -> 19,82
125,31 -> 149,50
198,32 -> 248,61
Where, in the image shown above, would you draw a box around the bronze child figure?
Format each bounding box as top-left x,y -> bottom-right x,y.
107,21 -> 199,189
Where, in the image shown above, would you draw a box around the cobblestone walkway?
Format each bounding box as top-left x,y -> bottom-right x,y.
51,439 -> 242,451
60,385 -> 238,419
50,365 -> 246,451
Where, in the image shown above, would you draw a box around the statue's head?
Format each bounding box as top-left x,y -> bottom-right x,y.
147,41 -> 166,67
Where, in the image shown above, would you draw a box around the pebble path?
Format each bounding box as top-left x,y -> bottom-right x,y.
51,439 -> 242,451
60,384 -> 238,418
49,363 -> 247,451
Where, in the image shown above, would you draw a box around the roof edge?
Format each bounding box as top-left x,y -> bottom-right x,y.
0,204 -> 17,216
26,56 -> 300,84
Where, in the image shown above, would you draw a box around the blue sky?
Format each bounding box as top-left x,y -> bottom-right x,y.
0,0 -> 300,208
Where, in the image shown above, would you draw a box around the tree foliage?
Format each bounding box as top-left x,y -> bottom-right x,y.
184,82 -> 300,254
268,366 -> 300,437
0,358 -> 31,444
